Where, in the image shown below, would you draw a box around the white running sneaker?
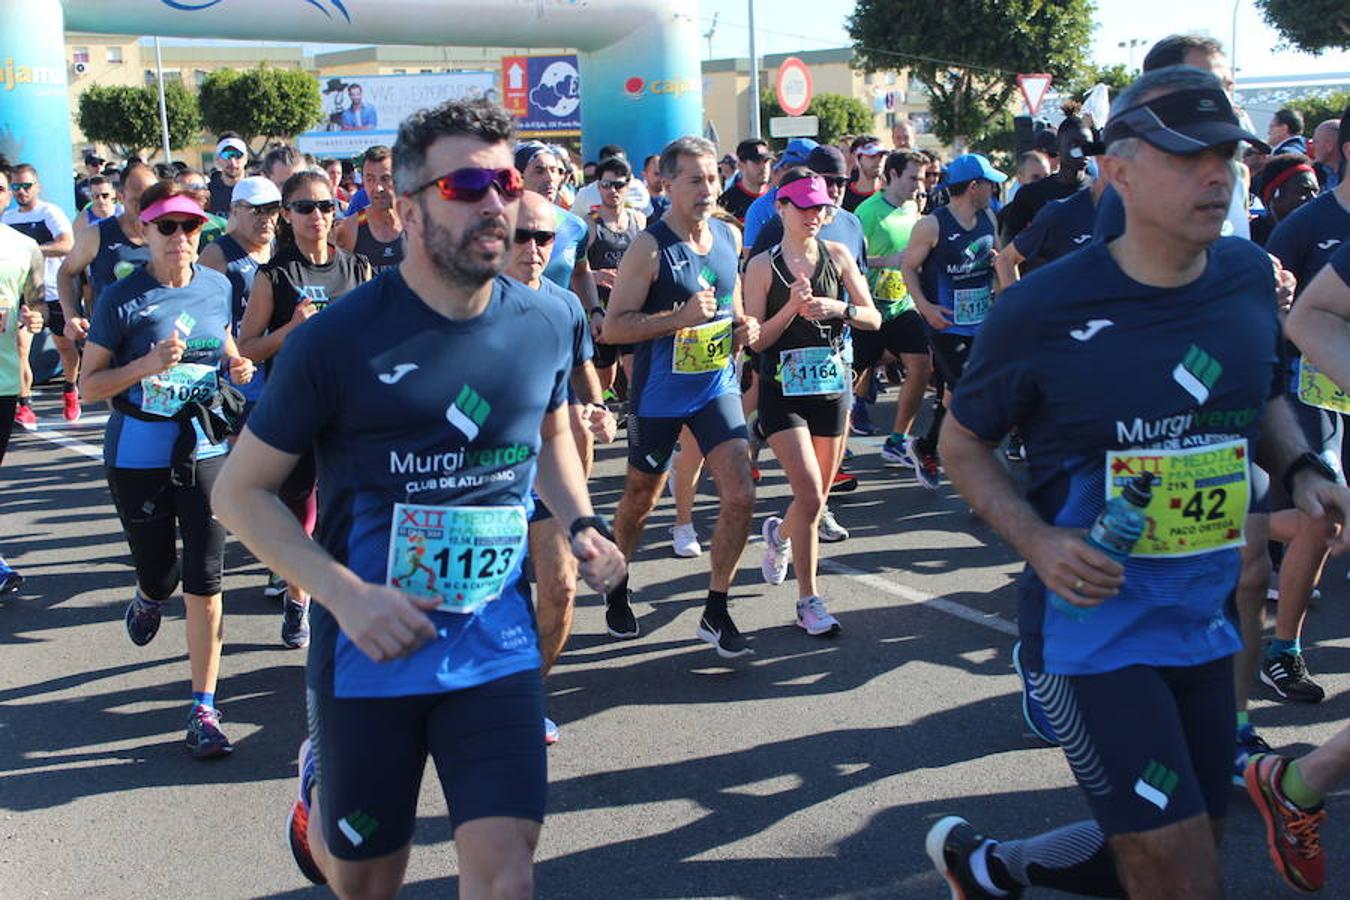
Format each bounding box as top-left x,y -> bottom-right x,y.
761,516 -> 790,585
671,522 -> 702,558
818,507 -> 849,543
796,595 -> 841,636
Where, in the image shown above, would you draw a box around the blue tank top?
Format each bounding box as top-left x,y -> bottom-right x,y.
89,217 -> 151,306
630,217 -> 740,417
921,205 -> 997,338
213,233 -> 267,403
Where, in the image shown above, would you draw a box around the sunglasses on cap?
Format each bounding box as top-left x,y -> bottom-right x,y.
152,218 -> 203,236
11,182 -> 33,191
599,178 -> 629,190
514,228 -> 556,246
408,166 -> 524,203
219,147 -> 245,160
286,199 -> 337,215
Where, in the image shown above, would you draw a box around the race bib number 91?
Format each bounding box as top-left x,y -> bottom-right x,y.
1297,360 -> 1350,414
386,504 -> 528,614
1105,438 -> 1249,558
672,318 -> 732,374
140,363 -> 217,417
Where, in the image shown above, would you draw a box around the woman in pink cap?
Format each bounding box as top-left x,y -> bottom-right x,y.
79,180 -> 255,759
744,168 -> 881,637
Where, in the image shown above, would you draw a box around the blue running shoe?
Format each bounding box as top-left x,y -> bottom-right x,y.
1012,641 -> 1057,745
1234,722 -> 1273,788
849,397 -> 878,436
186,704 -> 234,759
544,716 -> 560,746
287,738 -> 327,885
125,593 -> 163,646
0,566 -> 23,595
880,435 -> 913,467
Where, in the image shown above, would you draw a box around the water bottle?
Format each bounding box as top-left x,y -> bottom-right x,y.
1049,472 -> 1154,621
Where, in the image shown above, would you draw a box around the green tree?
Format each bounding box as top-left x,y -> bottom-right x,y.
1255,0 -> 1349,54
848,0 -> 1095,147
198,65 -> 323,153
77,82 -> 201,160
1285,90 -> 1350,133
758,92 -> 874,151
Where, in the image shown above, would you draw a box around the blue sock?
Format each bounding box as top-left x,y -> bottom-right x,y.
192,691 -> 215,711
1267,637 -> 1300,659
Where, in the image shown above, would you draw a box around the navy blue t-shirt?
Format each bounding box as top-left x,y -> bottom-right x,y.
1012,187 -> 1098,271
532,276 -> 593,404
919,206 -> 997,337
89,217 -> 151,304
1267,191 -> 1350,299
951,238 -> 1282,676
213,233 -> 267,403
89,265 -> 235,469
247,271 -> 573,698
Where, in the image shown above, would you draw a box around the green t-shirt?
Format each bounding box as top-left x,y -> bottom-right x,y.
0,225 -> 42,396
854,192 -> 920,320
198,212 -> 229,248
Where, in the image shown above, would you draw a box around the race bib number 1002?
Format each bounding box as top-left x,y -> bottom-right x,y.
1104,438 -> 1250,558
386,504 -> 528,614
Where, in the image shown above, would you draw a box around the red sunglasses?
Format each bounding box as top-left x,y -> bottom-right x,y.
407,166 -> 524,202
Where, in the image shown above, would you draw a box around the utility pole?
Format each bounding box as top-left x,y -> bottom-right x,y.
747,0 -> 760,139
154,37 -> 172,163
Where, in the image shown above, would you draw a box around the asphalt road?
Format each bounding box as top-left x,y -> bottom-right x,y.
1,384 -> 1348,899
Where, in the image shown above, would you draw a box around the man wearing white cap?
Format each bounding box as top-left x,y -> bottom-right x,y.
208,135 -> 250,217
843,137 -> 886,212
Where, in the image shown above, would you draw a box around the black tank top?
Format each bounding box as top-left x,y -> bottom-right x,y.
759,240 -> 845,377
354,213 -> 404,269
263,243 -> 371,335
586,211 -> 641,301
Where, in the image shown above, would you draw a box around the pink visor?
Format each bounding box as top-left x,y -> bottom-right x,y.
139,194 -> 210,224
777,175 -> 834,210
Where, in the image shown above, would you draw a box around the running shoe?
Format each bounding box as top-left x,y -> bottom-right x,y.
62,390 -> 81,423
906,439 -> 942,490
0,566 -> 22,596
761,516 -> 790,585
1244,753 -> 1325,893
286,738 -> 327,885
281,593 -> 311,649
796,595 -> 841,636
263,571 -> 287,599
605,590 -> 639,639
185,704 -> 234,759
880,434 -> 912,467
124,592 -> 163,646
671,522 -> 702,558
697,607 -> 753,658
1011,640 -> 1057,745
818,507 -> 849,543
1233,723 -> 1273,788
831,470 -> 858,493
849,397 -> 878,436
13,404 -> 35,431
926,816 -> 1023,900
1261,652 -> 1326,703
544,716 -> 560,746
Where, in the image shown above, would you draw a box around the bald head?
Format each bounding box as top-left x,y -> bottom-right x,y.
1312,119 -> 1341,167
505,192 -> 558,286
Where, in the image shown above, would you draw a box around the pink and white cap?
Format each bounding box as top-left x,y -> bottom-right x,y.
777,175 -> 834,210
139,194 -> 209,224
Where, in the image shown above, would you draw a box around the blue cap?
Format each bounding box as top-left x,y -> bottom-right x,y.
774,138 -> 819,170
944,153 -> 1007,186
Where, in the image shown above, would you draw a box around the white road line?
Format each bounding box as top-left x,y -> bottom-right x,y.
22,424 -> 104,462
821,558 -> 1019,637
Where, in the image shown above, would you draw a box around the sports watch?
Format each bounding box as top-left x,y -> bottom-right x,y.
569,515 -> 615,543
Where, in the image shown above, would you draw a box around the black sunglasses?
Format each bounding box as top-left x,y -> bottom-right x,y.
286,199 -> 336,215
152,218 -> 203,236
822,176 -> 849,188
11,182 -> 33,191
514,228 -> 556,246
599,178 -> 629,190
239,202 -> 281,217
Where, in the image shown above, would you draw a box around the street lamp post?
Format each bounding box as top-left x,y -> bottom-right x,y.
747,0 -> 760,139
1118,37 -> 1145,72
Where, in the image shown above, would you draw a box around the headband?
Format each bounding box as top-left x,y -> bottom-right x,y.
1261,163 -> 1314,204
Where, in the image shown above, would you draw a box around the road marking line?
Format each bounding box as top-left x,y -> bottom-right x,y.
821,558 -> 1018,637
23,424 -> 104,462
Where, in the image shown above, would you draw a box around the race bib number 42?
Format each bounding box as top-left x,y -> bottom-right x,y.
386,504 -> 528,614
140,363 -> 217,417
1105,438 -> 1249,558
1297,359 -> 1350,414
672,318 -> 732,374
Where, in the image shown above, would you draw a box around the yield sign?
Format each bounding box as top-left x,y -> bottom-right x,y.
1017,73 -> 1053,116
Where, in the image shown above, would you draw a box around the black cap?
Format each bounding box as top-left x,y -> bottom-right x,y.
736,138 -> 770,162
805,145 -> 847,177
1103,88 -> 1269,156
1032,129 -> 1058,155
84,151 -> 104,165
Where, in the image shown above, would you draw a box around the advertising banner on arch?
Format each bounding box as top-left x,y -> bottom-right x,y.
298,71 -> 496,158
502,54 -> 582,138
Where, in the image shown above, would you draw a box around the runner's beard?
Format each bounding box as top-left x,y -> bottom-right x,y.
423,212 -> 507,289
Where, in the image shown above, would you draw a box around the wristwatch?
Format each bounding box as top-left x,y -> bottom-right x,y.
569,514 -> 615,542
844,303 -> 856,321
1281,451 -> 1340,497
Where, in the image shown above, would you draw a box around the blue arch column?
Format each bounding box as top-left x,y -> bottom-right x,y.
0,0 -> 74,216
578,13 -> 703,167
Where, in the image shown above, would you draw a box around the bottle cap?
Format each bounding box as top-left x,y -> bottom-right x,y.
1122,472 -> 1155,507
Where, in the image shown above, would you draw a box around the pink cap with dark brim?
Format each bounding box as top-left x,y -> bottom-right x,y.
139,194 -> 210,224
777,175 -> 834,210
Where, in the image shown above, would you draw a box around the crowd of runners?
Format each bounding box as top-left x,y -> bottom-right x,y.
1,30 -> 1350,899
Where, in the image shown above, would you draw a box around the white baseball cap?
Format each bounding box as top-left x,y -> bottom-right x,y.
230,176 -> 282,206
216,137 -> 249,157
